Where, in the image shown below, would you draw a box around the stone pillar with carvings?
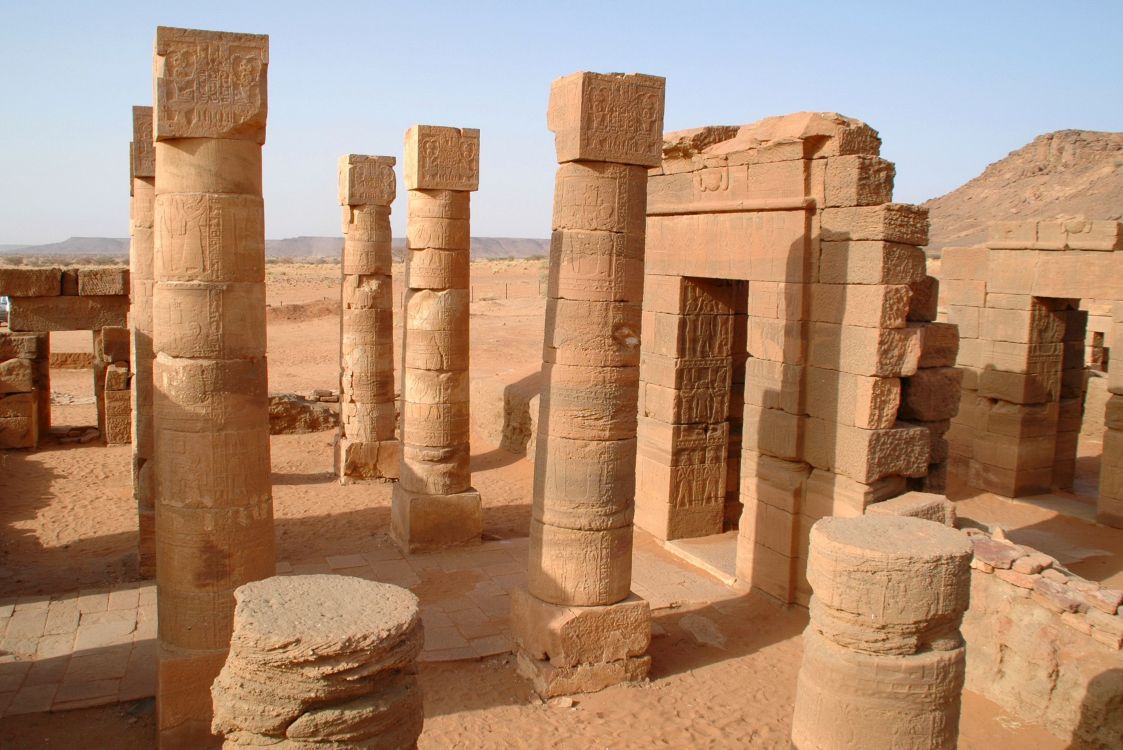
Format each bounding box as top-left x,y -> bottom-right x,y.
511,72 -> 665,697
335,154 -> 400,481
129,104 -> 157,577
391,125 -> 482,552
151,26 -> 275,749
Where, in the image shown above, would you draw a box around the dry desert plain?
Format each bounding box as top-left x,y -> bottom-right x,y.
1,259 -> 1108,748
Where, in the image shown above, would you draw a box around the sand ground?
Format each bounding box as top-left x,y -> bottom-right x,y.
0,261 -> 1100,747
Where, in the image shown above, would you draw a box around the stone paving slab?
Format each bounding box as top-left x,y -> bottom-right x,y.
0,529 -> 736,716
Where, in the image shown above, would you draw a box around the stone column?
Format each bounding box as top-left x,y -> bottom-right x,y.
335,155 -> 399,481
391,125 -> 481,552
130,105 -> 157,575
151,26 -> 274,749
211,576 -> 424,748
511,72 -> 664,697
791,516 -> 971,750
1100,302 -> 1123,526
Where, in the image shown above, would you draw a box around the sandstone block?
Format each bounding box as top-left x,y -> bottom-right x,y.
406,216 -> 470,251
391,484 -> 482,553
408,189 -> 471,219
400,401 -> 469,448
153,282 -> 266,359
510,590 -> 650,668
908,275 -> 939,322
553,161 -> 647,233
0,358 -> 34,394
821,204 -> 929,245
155,137 -> 262,196
404,125 -> 480,191
866,492 -> 956,527
131,105 -> 155,178
532,435 -> 635,531
0,332 -> 42,359
154,27 -> 268,143
805,419 -> 931,483
543,298 -> 641,367
917,322 -> 960,368
818,241 -> 926,285
636,417 -> 727,466
808,322 -> 921,377
748,318 -> 808,364
78,267 -> 130,296
515,651 -> 651,698
547,230 -> 643,303
548,72 -> 665,167
939,245 -> 987,281
802,469 -> 907,519
742,405 -> 805,461
823,155 -> 895,207
0,413 -> 37,449
809,283 -> 911,328
0,267 -> 61,297
528,519 -> 632,607
338,154 -> 396,206
805,366 -> 900,429
404,288 -> 469,332
399,440 -> 470,494
642,275 -> 739,316
900,367 -> 962,422
643,310 -> 733,359
9,295 -> 128,332
540,363 -> 638,440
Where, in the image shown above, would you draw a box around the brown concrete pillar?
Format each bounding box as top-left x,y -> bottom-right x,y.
130,105 -> 157,575
511,72 -> 664,697
151,26 -> 274,749
791,516 -> 971,749
336,155 -> 400,481
391,126 -> 481,552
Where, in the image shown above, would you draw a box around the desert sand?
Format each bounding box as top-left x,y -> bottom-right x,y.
0,261 -> 1084,748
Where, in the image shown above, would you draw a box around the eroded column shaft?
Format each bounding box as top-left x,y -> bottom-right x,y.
391,125 -> 481,552
336,155 -> 399,480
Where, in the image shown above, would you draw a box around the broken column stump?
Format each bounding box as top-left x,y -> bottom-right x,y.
791,515 -> 972,750
212,575 -> 424,749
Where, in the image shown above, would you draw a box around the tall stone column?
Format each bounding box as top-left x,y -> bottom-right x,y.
511,72 -> 665,697
391,125 -> 481,552
151,26 -> 275,749
791,516 -> 971,749
130,104 -> 157,576
336,155 -> 399,481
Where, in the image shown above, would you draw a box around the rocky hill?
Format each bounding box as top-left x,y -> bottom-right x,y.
1,235 -> 549,261
925,130 -> 1123,253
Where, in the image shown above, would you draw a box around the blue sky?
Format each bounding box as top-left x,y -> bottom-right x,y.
1,0 -> 1120,244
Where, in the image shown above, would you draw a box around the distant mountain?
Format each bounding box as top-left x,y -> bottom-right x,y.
925,130 -> 1123,253
2,235 -> 550,260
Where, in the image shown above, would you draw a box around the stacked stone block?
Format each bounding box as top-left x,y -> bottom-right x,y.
391,125 -> 481,552
211,576 -> 424,749
151,26 -> 275,748
130,104 -> 157,574
94,325 -> 132,444
512,71 -> 664,697
791,516 -> 972,750
640,113 -> 940,605
0,331 -> 43,449
1102,303 -> 1123,525
1,266 -> 131,444
335,154 -> 399,481
943,219 -> 1122,523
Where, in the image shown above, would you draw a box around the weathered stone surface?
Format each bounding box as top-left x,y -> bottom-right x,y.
510,590 -> 650,668
390,484 -> 481,553
403,125 -> 480,192
865,492 -> 956,526
9,295 -> 128,332
338,154 -> 396,206
268,393 -> 339,434
548,72 -> 665,167
211,576 -> 423,748
0,268 -> 61,297
78,267 -> 130,296
155,27 -> 269,143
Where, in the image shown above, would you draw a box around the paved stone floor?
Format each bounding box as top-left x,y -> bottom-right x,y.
0,530 -> 735,717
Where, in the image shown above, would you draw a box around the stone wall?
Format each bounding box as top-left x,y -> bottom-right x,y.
0,331 -> 45,448
961,527 -> 1123,746
942,220 -> 1122,525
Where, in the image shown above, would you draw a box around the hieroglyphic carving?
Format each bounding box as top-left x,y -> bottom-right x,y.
154,194 -> 265,280
131,106 -> 155,179
154,26 -> 268,143
404,125 -> 480,192
339,154 -> 396,207
548,72 -> 666,167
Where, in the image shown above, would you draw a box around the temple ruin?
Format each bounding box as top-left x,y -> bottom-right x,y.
0,22 -> 1121,750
